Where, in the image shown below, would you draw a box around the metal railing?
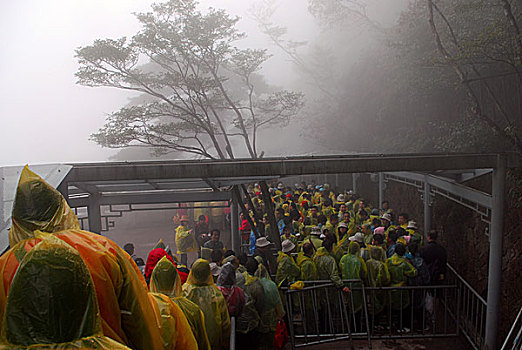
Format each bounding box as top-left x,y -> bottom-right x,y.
283,280 -> 459,349
446,264 -> 487,350
501,306 -> 522,350
230,316 -> 236,350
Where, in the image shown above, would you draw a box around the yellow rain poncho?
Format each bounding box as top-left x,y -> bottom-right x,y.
275,251 -> 300,287
150,256 -> 210,350
314,247 -> 342,288
339,242 -> 368,313
236,273 -> 262,334
0,166 -> 163,350
386,253 -> 417,310
296,252 -> 317,281
149,292 -> 198,350
175,225 -> 198,254
0,235 -> 130,349
182,259 -> 230,350
366,247 -> 391,315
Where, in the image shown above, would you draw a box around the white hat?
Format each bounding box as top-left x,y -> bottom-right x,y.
381,213 -> 392,222
338,222 -> 348,229
311,226 -> 322,236
349,232 -> 365,243
209,262 -> 221,277
337,194 -> 346,202
281,239 -> 296,253
277,183 -> 284,190
407,220 -> 418,230
255,237 -> 271,248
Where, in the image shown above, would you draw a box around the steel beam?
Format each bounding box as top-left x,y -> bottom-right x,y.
485,155 -> 506,350
378,172 -> 384,210
66,153 -> 518,182
231,198 -> 239,253
87,193 -> 102,233
68,191 -> 231,207
423,175 -> 431,237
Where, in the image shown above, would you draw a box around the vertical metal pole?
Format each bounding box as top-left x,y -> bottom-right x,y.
378,172 -> 384,210
88,193 -> 102,233
485,155 -> 506,350
352,173 -> 358,194
231,197 -> 239,253
424,175 -> 431,238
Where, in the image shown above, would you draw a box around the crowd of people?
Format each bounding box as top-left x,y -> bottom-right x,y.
0,167 -> 448,349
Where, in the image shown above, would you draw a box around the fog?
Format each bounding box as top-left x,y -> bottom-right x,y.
1,0 -> 469,166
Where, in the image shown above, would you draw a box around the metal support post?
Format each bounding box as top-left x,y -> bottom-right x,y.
424,175 -> 431,238
88,193 -> 102,233
378,172 -> 384,210
231,198 -> 239,253
485,155 -> 506,350
352,173 -> 358,194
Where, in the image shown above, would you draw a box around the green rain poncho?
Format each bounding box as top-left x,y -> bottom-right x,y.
366,247 -> 391,315
296,252 -> 317,281
0,236 -> 130,349
339,242 -> 368,313
150,257 -> 211,350
275,252 -> 300,287
386,254 -> 417,310
255,264 -> 285,333
236,273 -> 262,334
182,259 -> 231,350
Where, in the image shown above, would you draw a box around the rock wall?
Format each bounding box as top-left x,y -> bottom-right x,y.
356,171 -> 522,341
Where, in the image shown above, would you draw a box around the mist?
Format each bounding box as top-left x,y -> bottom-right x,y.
1,0 -> 515,166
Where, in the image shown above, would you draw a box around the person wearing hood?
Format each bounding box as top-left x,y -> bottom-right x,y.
275,239 -> 300,287
339,242 -> 368,315
305,226 -> 323,251
0,235 -> 131,349
385,244 -> 417,331
217,262 -> 245,318
183,259 -> 231,350
255,263 -> 285,350
175,216 -> 198,266
296,242 -> 318,281
406,221 -> 424,248
150,257 -> 211,350
0,166 -> 163,350
366,246 -> 391,318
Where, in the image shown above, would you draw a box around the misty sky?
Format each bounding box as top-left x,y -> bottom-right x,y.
0,0 -> 316,166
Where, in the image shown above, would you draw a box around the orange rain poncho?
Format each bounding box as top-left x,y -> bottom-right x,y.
0,166 -> 163,350
183,259 -> 231,350
0,234 -> 130,349
150,256 -> 211,350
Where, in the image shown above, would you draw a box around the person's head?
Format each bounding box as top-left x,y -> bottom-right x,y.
246,257 -> 259,275
290,209 -> 300,221
324,198 -> 333,207
381,213 -> 392,227
317,214 -> 327,226
275,208 -> 285,220
282,225 -> 292,237
211,249 -> 223,265
330,214 -> 339,225
303,242 -> 314,257
123,243 -> 134,255
322,236 -> 335,252
395,243 -> 406,257
135,257 -> 145,266
382,200 -> 389,210
372,218 -> 381,227
388,229 -> 398,244
428,229 -> 438,242
198,215 -> 206,223
310,206 -> 318,216
359,200 -> 366,209
303,216 -> 311,226
339,204 -> 347,213
338,222 -> 348,237
398,213 -> 409,225
283,216 -> 292,226
373,233 -> 384,246
359,209 -> 369,219
408,242 -> 419,256
210,229 -> 220,242
396,227 -> 407,237
342,212 -> 350,222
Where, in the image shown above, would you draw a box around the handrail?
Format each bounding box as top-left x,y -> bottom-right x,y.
447,263 -> 487,305
230,316 -> 236,350
501,306 -> 522,350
